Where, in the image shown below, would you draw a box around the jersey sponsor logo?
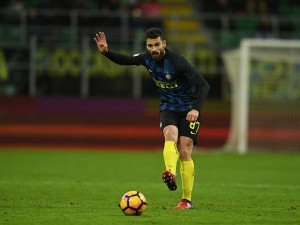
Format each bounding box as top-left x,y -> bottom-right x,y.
153,78 -> 178,89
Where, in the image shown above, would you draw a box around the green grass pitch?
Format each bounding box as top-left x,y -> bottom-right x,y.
0,149 -> 299,225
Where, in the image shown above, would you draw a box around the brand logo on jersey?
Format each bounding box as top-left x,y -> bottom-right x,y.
153,78 -> 178,89
166,73 -> 171,80
133,53 -> 140,57
148,69 -> 153,73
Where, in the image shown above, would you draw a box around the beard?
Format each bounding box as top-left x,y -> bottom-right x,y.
151,50 -> 165,61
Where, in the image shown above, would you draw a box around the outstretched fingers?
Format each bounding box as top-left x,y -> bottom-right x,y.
94,32 -> 100,43
94,32 -> 104,43
101,32 -> 106,42
94,32 -> 108,53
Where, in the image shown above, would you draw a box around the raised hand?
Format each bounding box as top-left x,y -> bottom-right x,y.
94,32 -> 108,54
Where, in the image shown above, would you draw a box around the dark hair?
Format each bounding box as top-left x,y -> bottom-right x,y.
145,27 -> 164,40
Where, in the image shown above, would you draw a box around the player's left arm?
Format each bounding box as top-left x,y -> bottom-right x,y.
178,55 -> 210,122
189,68 -> 210,111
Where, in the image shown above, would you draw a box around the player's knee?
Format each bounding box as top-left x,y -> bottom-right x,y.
178,138 -> 193,160
163,125 -> 178,142
179,150 -> 192,161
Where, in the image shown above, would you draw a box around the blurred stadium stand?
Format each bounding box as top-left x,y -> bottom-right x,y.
0,0 -> 299,150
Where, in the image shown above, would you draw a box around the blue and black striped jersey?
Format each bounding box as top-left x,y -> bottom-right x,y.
103,49 -> 210,112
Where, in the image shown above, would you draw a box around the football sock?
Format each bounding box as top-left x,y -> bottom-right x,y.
180,160 -> 195,202
163,141 -> 179,174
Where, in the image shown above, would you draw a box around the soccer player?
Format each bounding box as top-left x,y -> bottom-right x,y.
94,28 -> 210,209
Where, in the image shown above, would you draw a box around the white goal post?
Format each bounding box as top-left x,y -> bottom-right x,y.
223,39 -> 300,154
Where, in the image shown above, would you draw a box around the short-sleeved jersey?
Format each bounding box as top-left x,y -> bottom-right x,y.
103,49 -> 210,112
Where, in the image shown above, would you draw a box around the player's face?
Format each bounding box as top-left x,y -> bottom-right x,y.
146,37 -> 166,61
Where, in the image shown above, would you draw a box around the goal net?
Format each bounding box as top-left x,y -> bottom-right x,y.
223,39 -> 300,153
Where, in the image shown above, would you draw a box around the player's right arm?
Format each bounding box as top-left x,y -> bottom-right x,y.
94,32 -> 143,66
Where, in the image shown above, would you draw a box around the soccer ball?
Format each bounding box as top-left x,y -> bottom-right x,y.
119,190 -> 147,216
